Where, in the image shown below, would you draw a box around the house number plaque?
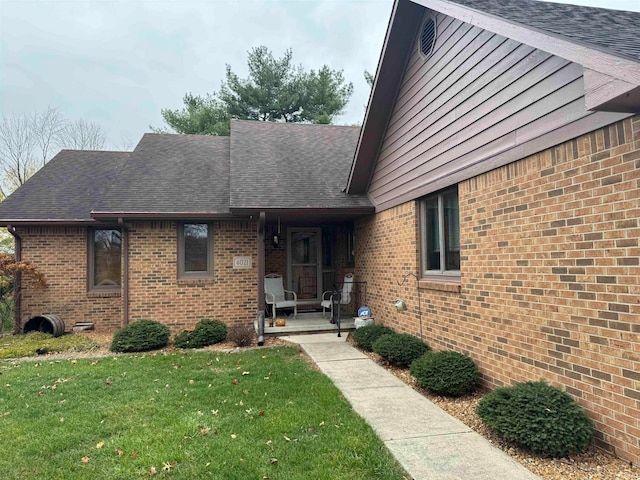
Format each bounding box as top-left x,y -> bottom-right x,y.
233,256 -> 252,269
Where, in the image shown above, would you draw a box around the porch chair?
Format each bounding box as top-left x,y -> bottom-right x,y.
321,273 -> 354,318
264,274 -> 298,319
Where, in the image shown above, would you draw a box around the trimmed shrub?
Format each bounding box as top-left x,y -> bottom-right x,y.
351,324 -> 394,352
372,333 -> 430,368
173,319 -> 227,349
227,324 -> 255,347
410,350 -> 480,396
173,330 -> 191,349
476,381 -> 594,457
110,320 -> 170,353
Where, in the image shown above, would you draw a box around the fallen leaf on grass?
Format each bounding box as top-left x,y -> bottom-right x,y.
232,379 -> 239,385
242,371 -> 250,375
283,436 -> 291,442
259,410 -> 265,416
149,466 -> 157,475
200,427 -> 210,435
115,448 -> 123,456
105,378 -> 112,386
270,458 -> 278,464
81,456 -> 90,463
96,441 -> 104,449
231,434 -> 237,439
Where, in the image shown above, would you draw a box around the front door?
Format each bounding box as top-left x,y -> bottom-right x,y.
287,228 -> 322,301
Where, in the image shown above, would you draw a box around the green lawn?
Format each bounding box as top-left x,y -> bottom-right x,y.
0,332 -> 99,359
0,347 -> 408,480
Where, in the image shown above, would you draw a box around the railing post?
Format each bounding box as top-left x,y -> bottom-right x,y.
332,288 -> 342,337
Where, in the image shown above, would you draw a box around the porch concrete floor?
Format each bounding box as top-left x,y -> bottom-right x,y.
256,311 -> 355,335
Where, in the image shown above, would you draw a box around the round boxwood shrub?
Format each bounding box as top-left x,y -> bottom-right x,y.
110,319 -> 170,353
173,319 -> 227,349
410,350 -> 480,397
372,332 -> 430,368
476,381 -> 594,457
351,324 -> 395,352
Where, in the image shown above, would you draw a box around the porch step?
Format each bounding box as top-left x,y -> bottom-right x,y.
255,313 -> 356,336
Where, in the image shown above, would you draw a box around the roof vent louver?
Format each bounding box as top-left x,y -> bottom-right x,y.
419,16 -> 437,58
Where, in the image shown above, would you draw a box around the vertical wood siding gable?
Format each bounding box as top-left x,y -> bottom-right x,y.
367,11 -> 618,211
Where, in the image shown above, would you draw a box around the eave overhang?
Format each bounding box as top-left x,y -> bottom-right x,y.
230,206 -> 375,222
90,211 -> 241,221
346,0 -> 424,194
0,219 -> 98,227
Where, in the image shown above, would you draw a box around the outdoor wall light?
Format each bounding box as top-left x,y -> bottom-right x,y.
394,299 -> 407,312
272,216 -> 281,248
395,272 -> 423,341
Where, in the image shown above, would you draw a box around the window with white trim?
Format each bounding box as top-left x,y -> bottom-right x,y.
421,187 -> 460,275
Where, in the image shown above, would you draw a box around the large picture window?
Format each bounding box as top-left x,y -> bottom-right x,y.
178,223 -> 213,279
422,187 -> 460,275
88,228 -> 121,290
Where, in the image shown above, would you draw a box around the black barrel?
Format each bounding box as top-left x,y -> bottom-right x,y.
23,315 -> 65,337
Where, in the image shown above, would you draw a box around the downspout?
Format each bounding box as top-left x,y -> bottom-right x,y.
118,218 -> 129,328
257,212 -> 266,346
7,225 -> 22,334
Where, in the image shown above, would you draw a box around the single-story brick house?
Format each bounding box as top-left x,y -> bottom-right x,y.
0,0 -> 639,463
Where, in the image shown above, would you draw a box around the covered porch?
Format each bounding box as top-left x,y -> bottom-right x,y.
253,211 -> 371,343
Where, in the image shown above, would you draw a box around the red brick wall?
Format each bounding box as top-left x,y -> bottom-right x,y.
17,220 -> 258,333
18,226 -> 122,330
356,116 -> 640,463
127,221 -> 256,331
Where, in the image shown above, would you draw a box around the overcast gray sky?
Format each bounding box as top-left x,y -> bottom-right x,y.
1,0 -> 639,151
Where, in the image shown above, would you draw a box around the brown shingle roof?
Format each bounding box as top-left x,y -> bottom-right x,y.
451,0 -> 640,62
0,150 -> 129,223
96,133 -> 231,215
230,120 -> 372,211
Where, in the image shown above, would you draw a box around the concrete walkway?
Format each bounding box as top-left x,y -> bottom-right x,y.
283,333 -> 540,480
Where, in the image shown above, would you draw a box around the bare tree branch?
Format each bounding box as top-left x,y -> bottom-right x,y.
57,119 -> 106,150
32,106 -> 66,167
0,113 -> 38,191
0,108 -> 108,196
